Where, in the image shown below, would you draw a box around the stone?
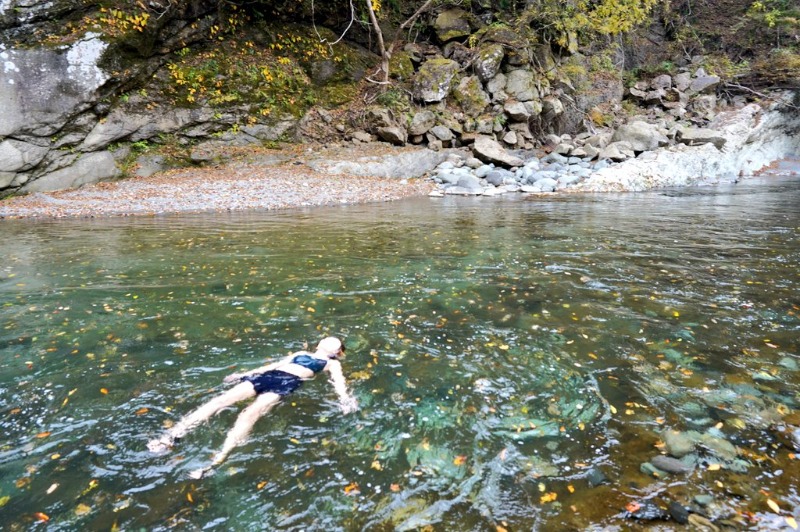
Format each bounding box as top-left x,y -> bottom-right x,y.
457,174 -> 483,190
0,139 -> 49,172
430,125 -> 454,141
475,43 -> 505,83
307,147 -> 450,179
611,121 -> 670,152
554,143 -> 572,155
699,433 -> 738,461
668,502 -> 690,525
453,76 -> 490,117
661,430 -> 701,458
485,168 -> 515,186
532,177 -> 557,192
650,455 -> 695,474
412,59 -> 460,103
474,164 -> 493,178
486,74 -> 507,96
504,101 -> 530,122
505,70 -> 538,102
598,141 -> 635,162
502,131 -> 518,146
676,127 -> 726,150
22,151 -> 120,192
409,110 -> 437,136
134,154 -> 168,177
651,74 -> 672,90
376,126 -> 408,146
465,157 -> 483,169
366,107 -> 395,129
674,72 -> 692,92
689,95 -> 717,119
472,136 -> 524,168
688,75 -> 720,95
433,8 -> 472,43
352,130 -> 372,143
0,172 -> 16,188
541,96 -> 564,118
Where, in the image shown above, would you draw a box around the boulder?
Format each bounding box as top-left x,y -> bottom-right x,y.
598,141 -> 635,162
472,136 -> 524,168
676,127 -> 726,150
453,75 -> 490,117
366,106 -> 395,129
409,110 -> 437,136
541,96 -> 564,118
486,73 -> 507,97
611,121 -> 670,152
22,151 -> 120,192
430,125 -> 454,142
651,74 -> 672,91
502,130 -> 518,146
505,70 -> 538,102
433,8 -> 471,43
376,126 -> 408,146
504,101 -> 530,122
688,75 -> 720,95
674,72 -> 692,92
412,59 -> 460,103
0,140 -> 49,173
475,43 -> 505,83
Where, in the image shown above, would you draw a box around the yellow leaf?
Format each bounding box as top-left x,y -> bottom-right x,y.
499,345 -> 509,350
371,460 -> 382,471
100,388 -> 108,395
289,438 -> 300,444
786,516 -> 798,530
707,463 -> 721,471
453,455 -> 467,466
344,482 -> 359,495
75,503 -> 91,516
610,405 -> 617,414
567,484 -> 575,493
496,526 -> 508,532
767,498 -> 780,513
50,454 -> 61,460
540,492 -> 558,503
0,496 -> 9,508
34,512 -> 50,522
257,481 -> 267,490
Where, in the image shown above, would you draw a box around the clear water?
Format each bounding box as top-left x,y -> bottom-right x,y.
1,177 -> 799,530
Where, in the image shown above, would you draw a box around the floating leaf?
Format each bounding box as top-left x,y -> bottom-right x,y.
390,483 -> 401,492
257,481 -> 267,490
453,455 -> 467,466
187,493 -> 194,503
34,512 -> 50,522
100,388 -> 108,395
786,516 -> 798,530
343,482 -> 359,495
75,503 -> 91,516
371,460 -> 382,471
135,408 -> 149,416
767,499 -> 780,513
540,492 -> 557,503
0,496 -> 9,508
46,484 -> 58,495
36,431 -> 51,439
707,463 -> 721,471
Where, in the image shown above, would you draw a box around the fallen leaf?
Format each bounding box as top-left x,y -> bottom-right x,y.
135,408 -> 149,416
34,512 -> 50,522
257,481 -> 267,490
453,455 -> 467,466
371,460 -> 382,471
187,493 -> 194,503
100,388 -> 108,395
36,431 -> 51,439
75,503 -> 91,516
786,516 -> 798,530
46,484 -> 59,495
496,526 -> 508,532
707,463 -> 721,471
344,482 -> 359,495
767,499 -> 780,513
390,483 -> 401,492
626,502 -> 641,513
540,492 -> 557,503
567,484 -> 575,493
0,496 -> 9,508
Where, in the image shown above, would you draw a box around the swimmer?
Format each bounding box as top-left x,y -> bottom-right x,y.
147,336 -> 357,478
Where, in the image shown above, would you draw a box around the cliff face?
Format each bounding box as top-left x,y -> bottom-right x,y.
0,0 -> 796,194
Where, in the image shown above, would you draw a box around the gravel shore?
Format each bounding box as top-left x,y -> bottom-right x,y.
0,150 -> 436,220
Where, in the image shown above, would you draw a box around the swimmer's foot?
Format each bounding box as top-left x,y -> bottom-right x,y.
147,435 -> 174,453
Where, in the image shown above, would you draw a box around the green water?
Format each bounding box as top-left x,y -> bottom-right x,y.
1,178 -> 799,530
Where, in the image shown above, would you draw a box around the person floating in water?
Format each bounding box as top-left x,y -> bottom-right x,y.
147,336 -> 357,478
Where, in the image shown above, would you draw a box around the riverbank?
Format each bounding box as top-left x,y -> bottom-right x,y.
0,145 -> 437,220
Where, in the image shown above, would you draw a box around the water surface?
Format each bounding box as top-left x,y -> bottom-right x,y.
1,176 -> 799,530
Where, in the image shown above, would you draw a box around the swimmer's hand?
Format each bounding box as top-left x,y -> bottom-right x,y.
340,396 -> 359,414
223,373 -> 243,384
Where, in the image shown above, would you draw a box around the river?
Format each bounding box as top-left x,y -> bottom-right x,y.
1,175 -> 799,530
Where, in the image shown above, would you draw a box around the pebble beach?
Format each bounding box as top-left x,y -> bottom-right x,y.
0,154 -> 435,220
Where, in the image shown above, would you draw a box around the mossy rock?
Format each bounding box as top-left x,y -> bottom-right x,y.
453,75 -> 490,117
389,50 -> 415,81
412,58 -> 460,103
433,8 -> 473,43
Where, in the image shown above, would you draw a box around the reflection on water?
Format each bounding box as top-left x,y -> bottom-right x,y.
1,176 -> 799,530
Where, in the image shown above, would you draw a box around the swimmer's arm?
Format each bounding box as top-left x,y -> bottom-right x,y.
326,360 -> 358,414
223,354 -> 296,383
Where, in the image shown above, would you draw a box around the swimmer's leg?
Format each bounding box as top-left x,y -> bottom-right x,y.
189,392 -> 281,478
148,382 -> 256,453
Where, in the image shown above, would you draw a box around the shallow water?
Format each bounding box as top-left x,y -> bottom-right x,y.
1,176 -> 799,530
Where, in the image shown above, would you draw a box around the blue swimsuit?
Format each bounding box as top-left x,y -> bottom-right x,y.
244,354 -> 328,396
